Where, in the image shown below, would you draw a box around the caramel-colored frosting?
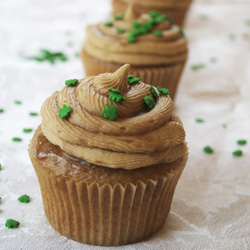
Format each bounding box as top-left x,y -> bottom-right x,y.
84,5 -> 188,66
41,64 -> 187,170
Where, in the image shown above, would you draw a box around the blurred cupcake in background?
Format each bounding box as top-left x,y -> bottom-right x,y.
112,0 -> 193,26
81,3 -> 188,99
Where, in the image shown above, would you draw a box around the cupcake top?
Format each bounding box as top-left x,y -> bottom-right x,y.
84,4 -> 188,66
41,64 -> 186,170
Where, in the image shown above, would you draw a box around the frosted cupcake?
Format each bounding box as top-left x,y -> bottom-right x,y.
112,0 -> 193,26
81,4 -> 188,99
29,64 -> 188,246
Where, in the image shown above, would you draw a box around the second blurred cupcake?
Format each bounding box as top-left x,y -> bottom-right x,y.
81,4 -> 188,99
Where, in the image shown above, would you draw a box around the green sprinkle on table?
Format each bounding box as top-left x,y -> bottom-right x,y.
152,30 -> 162,37
191,63 -> 205,71
105,21 -> 113,26
0,164 -> 2,171
65,79 -> 78,86
196,118 -> 204,123
14,100 -> 22,105
127,36 -> 137,43
5,219 -> 20,229
116,28 -> 126,34
144,96 -> 155,109
12,137 -> 22,142
102,103 -> 118,121
203,146 -> 213,154
29,112 -> 38,116
18,194 -> 30,203
150,86 -> 158,98
237,140 -> 247,146
58,104 -> 71,119
157,86 -> 169,95
233,150 -> 243,156
23,128 -> 33,133
222,124 -> 227,128
0,109 -> 4,113
128,77 -> 141,85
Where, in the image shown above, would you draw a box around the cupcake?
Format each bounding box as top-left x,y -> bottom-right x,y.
112,0 -> 193,26
29,64 -> 188,246
81,4 -> 188,99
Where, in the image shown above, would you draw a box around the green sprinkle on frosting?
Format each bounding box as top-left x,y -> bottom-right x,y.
149,10 -> 161,19
128,77 -> 141,85
18,194 -> 30,203
105,21 -> 113,26
65,79 -> 78,86
23,128 -> 33,133
179,27 -> 185,37
114,13 -> 124,20
58,104 -> 71,119
108,88 -> 126,102
29,112 -> 38,116
12,137 -> 22,142
102,103 -> 118,121
203,146 -> 213,154
233,150 -> 243,156
237,140 -> 247,146
127,36 -> 137,43
144,96 -> 155,109
152,30 -> 162,37
5,219 -> 20,229
14,100 -> 22,105
132,21 -> 141,28
116,28 -> 126,34
196,118 -> 204,123
128,75 -> 134,79
108,88 -> 121,94
150,86 -> 158,98
157,86 -> 169,95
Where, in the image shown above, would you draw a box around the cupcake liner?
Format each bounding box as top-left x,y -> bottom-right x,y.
29,134 -> 187,246
112,0 -> 192,26
81,50 -> 186,99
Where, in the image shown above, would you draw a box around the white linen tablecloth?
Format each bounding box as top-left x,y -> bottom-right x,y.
0,0 -> 250,249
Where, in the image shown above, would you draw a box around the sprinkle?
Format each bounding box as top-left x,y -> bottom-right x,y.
179,27 -> 185,37
128,75 -> 134,79
132,21 -> 141,28
165,16 -> 174,25
138,26 -> 148,35
18,194 -> 30,203
233,150 -> 243,156
116,28 -> 126,34
0,109 -> 4,113
14,100 -> 22,105
144,20 -> 154,31
105,21 -> 113,26
65,79 -> 78,86
191,63 -> 205,71
152,30 -> 162,37
128,77 -> 141,85
23,128 -> 33,133
222,124 -> 227,128
114,13 -> 124,20
0,164 -> 2,171
157,86 -> 169,95
237,140 -> 247,146
108,88 -> 126,102
102,103 -> 118,121
29,112 -> 38,116
5,219 -> 20,229
149,10 -> 161,19
127,36 -> 137,43
203,146 -> 213,154
150,86 -> 158,98
196,118 -> 204,123
129,29 -> 140,37
144,96 -> 155,109
108,88 -> 121,94
154,14 -> 166,24
12,137 -> 22,142
58,104 -> 71,119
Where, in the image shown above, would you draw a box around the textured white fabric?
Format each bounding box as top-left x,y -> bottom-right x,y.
1,0 -> 250,249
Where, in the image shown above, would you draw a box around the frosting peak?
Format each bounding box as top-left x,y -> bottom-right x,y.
123,1 -> 137,22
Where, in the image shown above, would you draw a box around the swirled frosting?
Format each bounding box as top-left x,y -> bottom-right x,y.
41,64 -> 187,170
83,4 -> 188,66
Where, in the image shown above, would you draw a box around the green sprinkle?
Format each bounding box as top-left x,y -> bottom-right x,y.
58,104 -> 71,119
127,36 -> 137,43
5,219 -> 20,229
222,124 -> 227,128
144,96 -> 155,109
29,112 -> 38,116
137,26 -> 148,34
157,86 -> 169,95
150,86 -> 158,98
149,10 -> 161,19
109,92 -> 126,102
203,146 -> 213,154
23,128 -> 33,133
128,77 -> 141,85
114,13 -> 124,20
116,28 -> 126,34
12,137 -> 22,142
132,21 -> 141,28
105,21 -> 113,26
179,27 -> 185,37
196,118 -> 204,123
154,14 -> 166,24
0,164 -> 2,171
233,150 -> 243,156
102,103 -> 118,121
129,29 -> 140,37
237,140 -> 247,146
144,20 -> 154,31
108,88 -> 121,94
210,57 -> 217,63
18,194 -> 30,203
191,63 -> 205,71
14,100 -> 22,105
0,109 -> 4,113
128,75 -> 134,79
165,16 -> 174,25
65,79 -> 78,86
152,30 -> 162,37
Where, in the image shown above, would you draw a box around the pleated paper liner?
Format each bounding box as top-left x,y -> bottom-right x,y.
29,129 -> 188,246
112,0 -> 192,26
81,50 -> 186,99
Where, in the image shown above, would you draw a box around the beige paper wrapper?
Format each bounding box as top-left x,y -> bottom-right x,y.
81,50 -> 186,99
29,129 -> 187,246
112,0 -> 192,26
